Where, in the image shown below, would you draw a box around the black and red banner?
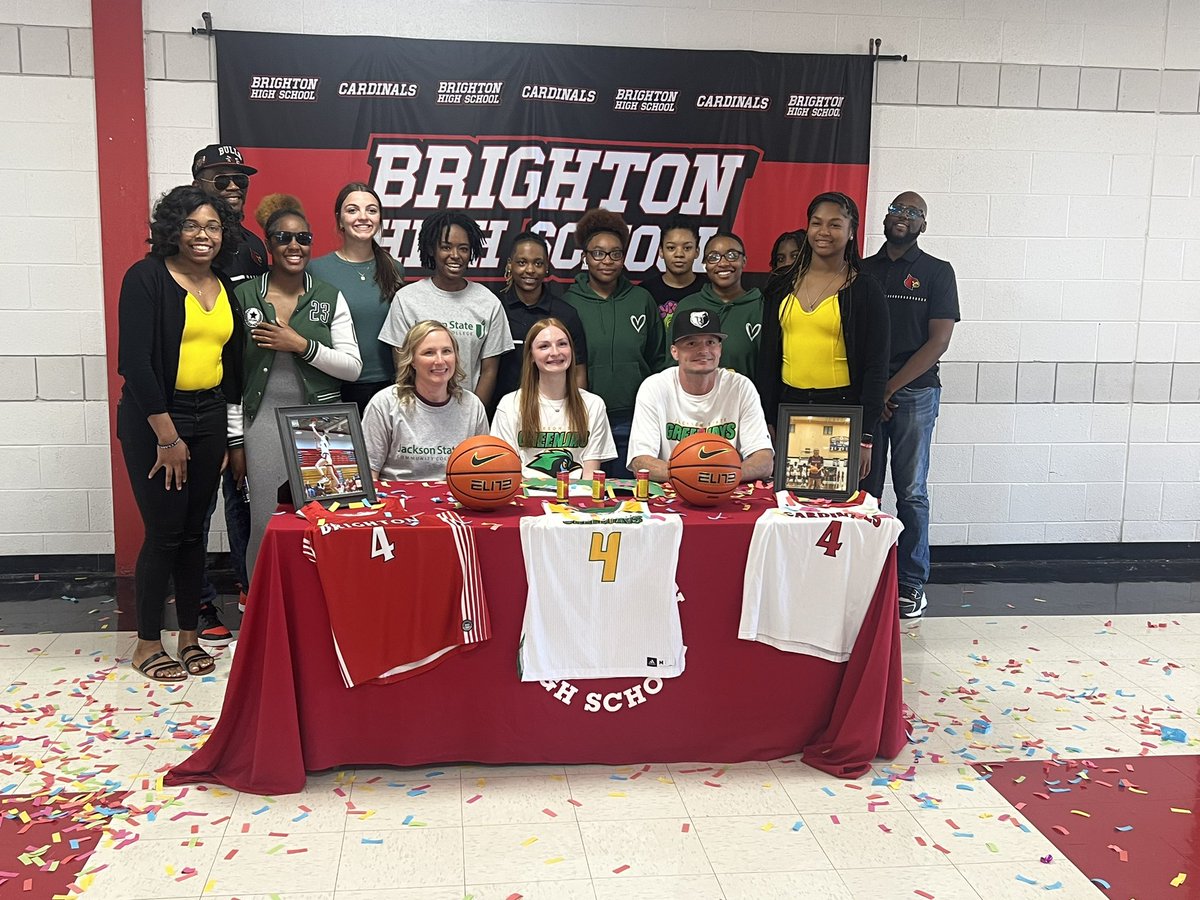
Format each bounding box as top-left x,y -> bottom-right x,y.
215,32 -> 873,281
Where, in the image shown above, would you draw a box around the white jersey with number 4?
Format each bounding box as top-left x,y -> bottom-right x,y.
519,503 -> 685,681
739,505 -> 902,662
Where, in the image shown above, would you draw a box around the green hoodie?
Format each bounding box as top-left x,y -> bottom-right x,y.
564,272 -> 665,414
671,284 -> 764,380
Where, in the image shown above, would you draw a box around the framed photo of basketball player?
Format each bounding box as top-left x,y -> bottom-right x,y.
276,404 -> 377,509
773,404 -> 862,502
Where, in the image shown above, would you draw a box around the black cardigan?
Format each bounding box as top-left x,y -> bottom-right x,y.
116,255 -> 244,422
756,266 -> 890,441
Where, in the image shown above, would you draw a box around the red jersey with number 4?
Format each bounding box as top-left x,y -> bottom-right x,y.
739,500 -> 902,662
300,500 -> 490,687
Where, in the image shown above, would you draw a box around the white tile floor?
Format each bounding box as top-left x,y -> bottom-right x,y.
3,612 -> 1198,898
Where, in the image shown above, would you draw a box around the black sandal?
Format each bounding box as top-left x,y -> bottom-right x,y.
133,650 -> 187,683
179,643 -> 216,676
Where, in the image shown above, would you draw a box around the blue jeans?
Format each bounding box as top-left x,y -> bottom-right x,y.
865,386 -> 940,592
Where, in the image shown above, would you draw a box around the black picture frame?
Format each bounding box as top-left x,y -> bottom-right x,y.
276,403 -> 377,509
773,403 -> 863,502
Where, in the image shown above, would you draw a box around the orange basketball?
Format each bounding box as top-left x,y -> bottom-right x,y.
668,432 -> 742,507
446,435 -> 522,510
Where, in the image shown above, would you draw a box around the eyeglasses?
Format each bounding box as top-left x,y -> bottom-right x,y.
586,247 -> 624,262
887,204 -> 924,220
198,173 -> 250,191
180,221 -> 223,237
270,231 -> 313,246
704,249 -> 746,264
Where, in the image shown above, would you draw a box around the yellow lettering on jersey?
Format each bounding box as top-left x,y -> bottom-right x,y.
588,531 -> 621,583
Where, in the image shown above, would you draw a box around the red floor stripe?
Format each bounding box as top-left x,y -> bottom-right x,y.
975,755 -> 1200,897
0,792 -> 120,896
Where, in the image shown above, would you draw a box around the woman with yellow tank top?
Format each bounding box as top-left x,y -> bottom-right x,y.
176,279 -> 234,389
116,185 -> 244,683
757,191 -> 890,483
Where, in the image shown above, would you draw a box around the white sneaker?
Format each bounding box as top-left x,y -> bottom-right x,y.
899,585 -> 928,623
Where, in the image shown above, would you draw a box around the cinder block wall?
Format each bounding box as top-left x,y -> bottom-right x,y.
1,0 -> 1197,554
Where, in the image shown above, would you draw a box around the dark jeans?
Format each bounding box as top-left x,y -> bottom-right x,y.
603,410 -> 635,479
342,379 -> 392,415
119,388 -> 227,641
779,385 -> 856,411
199,467 -> 250,601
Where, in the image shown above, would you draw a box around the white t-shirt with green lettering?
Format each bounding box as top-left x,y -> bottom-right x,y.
491,389 -> 616,478
362,386 -> 489,482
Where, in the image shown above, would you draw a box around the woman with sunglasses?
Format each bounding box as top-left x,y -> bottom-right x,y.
564,208 -> 665,477
758,192 -> 889,482
118,185 -> 243,683
308,182 -> 405,414
230,195 -> 362,579
671,231 -> 764,379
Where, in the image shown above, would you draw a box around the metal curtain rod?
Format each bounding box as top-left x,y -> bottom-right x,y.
192,11 -> 214,36
189,14 -> 899,60
870,38 -> 907,62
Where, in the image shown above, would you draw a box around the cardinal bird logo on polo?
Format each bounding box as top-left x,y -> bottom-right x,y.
527,450 -> 582,476
904,273 -> 921,290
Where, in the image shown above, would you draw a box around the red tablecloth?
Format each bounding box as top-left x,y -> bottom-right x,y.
168,484 -> 907,795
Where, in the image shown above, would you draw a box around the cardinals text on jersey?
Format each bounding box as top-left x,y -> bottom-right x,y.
740,505 -> 901,662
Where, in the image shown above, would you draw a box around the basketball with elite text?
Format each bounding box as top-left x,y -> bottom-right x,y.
668,432 -> 741,507
447,435 -> 522,510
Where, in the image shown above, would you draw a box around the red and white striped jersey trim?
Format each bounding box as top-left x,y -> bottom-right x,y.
436,510 -> 491,645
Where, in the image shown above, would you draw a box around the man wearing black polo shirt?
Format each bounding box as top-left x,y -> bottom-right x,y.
861,192 -> 959,624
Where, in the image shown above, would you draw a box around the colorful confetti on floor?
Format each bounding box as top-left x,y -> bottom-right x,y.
0,613 -> 1197,897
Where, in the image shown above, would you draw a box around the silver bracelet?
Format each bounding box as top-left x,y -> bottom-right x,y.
157,437 -> 182,450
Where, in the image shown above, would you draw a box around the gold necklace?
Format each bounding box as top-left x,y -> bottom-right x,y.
171,264 -> 210,298
797,265 -> 846,312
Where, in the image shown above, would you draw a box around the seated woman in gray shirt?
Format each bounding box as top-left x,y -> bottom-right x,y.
362,320 -> 488,481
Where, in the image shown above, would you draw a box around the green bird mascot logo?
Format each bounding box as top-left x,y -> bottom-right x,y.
527,450 -> 582,477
